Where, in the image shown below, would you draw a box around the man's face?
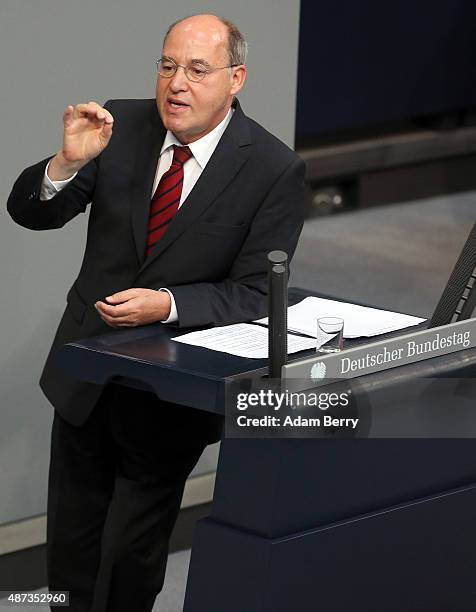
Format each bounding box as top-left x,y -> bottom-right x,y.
156,16 -> 246,144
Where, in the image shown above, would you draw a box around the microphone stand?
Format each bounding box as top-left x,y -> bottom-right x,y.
267,250 -> 288,379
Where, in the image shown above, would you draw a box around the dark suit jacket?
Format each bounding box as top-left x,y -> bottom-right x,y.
7,98 -> 305,427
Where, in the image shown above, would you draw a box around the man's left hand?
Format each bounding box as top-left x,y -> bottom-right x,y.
95,288 -> 171,328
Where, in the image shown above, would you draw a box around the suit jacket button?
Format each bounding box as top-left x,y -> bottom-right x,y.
28,193 -> 36,200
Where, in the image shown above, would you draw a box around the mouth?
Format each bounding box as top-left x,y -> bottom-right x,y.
166,98 -> 190,113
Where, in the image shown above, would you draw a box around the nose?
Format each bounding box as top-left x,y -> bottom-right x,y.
169,65 -> 189,92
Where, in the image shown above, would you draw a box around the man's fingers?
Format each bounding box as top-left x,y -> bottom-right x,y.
63,105 -> 74,128
105,289 -> 141,304
95,301 -> 133,317
73,102 -> 114,125
100,122 -> 114,142
73,103 -> 95,120
88,101 -> 109,119
97,309 -> 138,327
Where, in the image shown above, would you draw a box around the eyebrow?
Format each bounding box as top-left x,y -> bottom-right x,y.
190,59 -> 211,68
162,55 -> 211,69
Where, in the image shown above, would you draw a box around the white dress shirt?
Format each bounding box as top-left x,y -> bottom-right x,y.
40,106 -> 234,323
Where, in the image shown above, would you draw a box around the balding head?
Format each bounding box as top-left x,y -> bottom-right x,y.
164,14 -> 248,66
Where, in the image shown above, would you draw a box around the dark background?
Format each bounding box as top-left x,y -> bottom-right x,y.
295,0 -> 476,145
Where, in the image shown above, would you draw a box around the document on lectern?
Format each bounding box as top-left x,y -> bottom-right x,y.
172,323 -> 317,358
255,296 -> 425,338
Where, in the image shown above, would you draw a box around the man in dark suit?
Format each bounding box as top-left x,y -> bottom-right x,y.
7,14 -> 305,612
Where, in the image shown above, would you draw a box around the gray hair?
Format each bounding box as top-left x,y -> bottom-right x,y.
164,15 -> 248,65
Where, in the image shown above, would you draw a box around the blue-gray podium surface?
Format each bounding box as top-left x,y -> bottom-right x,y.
59,290 -> 476,612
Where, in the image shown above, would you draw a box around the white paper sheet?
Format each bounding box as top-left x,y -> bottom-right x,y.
255,296 -> 425,339
172,323 -> 317,358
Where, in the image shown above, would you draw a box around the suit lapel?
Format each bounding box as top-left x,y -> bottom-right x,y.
130,101 -> 166,263
137,99 -> 252,275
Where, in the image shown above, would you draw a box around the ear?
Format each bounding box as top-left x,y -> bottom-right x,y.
230,65 -> 247,96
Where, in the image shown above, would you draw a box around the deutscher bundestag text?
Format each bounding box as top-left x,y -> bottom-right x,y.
341,330 -> 470,374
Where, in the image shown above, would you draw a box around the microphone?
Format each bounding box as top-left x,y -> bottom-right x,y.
268,251 -> 288,378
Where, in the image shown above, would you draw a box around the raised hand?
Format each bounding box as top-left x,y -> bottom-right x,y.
48,101 -> 114,181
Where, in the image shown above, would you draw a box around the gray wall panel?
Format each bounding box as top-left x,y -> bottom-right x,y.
0,0 -> 300,526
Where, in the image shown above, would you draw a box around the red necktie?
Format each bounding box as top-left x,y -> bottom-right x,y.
145,144 -> 192,257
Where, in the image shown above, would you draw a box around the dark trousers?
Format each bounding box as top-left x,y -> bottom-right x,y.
46,383 -> 222,612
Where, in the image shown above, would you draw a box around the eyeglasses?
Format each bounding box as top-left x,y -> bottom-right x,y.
156,57 -> 240,83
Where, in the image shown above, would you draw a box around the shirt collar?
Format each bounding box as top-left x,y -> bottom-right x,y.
160,107 -> 234,169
